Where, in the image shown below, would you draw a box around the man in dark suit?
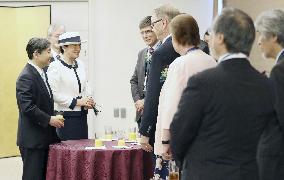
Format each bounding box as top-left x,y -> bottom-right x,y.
170,8 -> 276,180
16,38 -> 64,180
139,4 -> 180,152
130,16 -> 159,128
255,9 -> 284,180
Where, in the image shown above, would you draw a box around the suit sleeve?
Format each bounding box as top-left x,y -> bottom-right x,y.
16,74 -> 50,128
270,64 -> 284,128
130,51 -> 142,102
170,75 -> 207,166
139,52 -> 163,137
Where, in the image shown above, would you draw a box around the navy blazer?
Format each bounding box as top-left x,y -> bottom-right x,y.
16,63 -> 59,149
139,37 -> 180,145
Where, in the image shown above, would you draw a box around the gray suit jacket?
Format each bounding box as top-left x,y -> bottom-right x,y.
130,48 -> 147,121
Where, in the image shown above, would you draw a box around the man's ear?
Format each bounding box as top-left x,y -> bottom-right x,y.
33,50 -> 39,59
271,35 -> 278,43
215,33 -> 225,45
162,17 -> 169,29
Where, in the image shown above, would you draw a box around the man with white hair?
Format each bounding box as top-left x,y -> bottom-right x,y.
47,24 -> 65,62
139,4 -> 180,152
255,9 -> 284,180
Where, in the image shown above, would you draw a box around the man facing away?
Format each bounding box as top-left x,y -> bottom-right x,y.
170,8 -> 276,180
130,16 -> 159,128
16,38 -> 64,180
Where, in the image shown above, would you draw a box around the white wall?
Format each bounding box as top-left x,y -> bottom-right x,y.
88,0 -> 214,137
1,0 -> 213,138
0,1 -> 89,62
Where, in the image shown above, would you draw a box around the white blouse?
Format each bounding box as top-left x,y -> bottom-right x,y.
47,56 -> 91,112
154,49 -> 217,155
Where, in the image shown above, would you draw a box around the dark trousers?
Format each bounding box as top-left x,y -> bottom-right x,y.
19,147 -> 49,180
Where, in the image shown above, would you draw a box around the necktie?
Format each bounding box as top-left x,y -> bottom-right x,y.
149,47 -> 154,55
41,71 -> 51,97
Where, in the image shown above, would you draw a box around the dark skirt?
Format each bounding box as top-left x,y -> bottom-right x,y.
56,111 -> 88,141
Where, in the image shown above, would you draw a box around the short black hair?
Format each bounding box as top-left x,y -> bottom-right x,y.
26,38 -> 50,59
60,45 -> 69,54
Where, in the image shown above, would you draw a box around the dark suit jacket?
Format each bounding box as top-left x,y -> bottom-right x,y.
139,37 -> 180,146
170,58 -> 276,180
16,63 -> 59,149
199,40 -> 210,55
257,51 -> 284,180
130,48 -> 147,121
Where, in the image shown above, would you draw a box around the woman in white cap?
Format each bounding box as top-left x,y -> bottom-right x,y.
47,32 -> 95,140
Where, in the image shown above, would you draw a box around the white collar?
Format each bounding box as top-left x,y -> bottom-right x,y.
149,41 -> 161,50
50,48 -> 59,60
218,53 -> 248,64
276,48 -> 284,63
162,34 -> 171,44
28,60 -> 44,76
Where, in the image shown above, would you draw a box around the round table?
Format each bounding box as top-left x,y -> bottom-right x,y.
46,139 -> 153,180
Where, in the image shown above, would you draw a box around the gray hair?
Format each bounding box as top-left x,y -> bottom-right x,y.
26,38 -> 50,59
255,9 -> 284,47
47,24 -> 65,38
153,4 -> 180,22
212,8 -> 255,56
139,16 -> 152,29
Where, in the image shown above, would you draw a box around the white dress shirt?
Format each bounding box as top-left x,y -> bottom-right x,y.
28,60 -> 50,97
51,48 -> 60,60
47,56 -> 91,111
276,48 -> 284,63
218,53 -> 248,63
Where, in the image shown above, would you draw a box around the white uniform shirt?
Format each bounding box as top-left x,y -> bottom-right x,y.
47,56 -> 91,111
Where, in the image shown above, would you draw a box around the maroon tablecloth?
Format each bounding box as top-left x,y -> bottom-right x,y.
46,139 -> 153,180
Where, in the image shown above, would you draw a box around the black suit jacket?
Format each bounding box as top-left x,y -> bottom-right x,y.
130,48 -> 147,121
199,40 -> 210,55
256,51 -> 284,180
139,37 -> 180,145
170,58 -> 276,180
258,51 -> 284,156
16,63 -> 59,149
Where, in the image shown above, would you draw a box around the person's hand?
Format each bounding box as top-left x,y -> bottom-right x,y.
162,144 -> 172,160
135,99 -> 144,112
86,97 -> 96,109
49,115 -> 64,128
140,135 -> 153,152
77,97 -> 95,109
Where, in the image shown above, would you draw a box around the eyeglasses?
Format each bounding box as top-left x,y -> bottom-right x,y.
151,19 -> 162,27
140,29 -> 153,35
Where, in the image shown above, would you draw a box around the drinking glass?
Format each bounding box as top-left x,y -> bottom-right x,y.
168,160 -> 179,180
